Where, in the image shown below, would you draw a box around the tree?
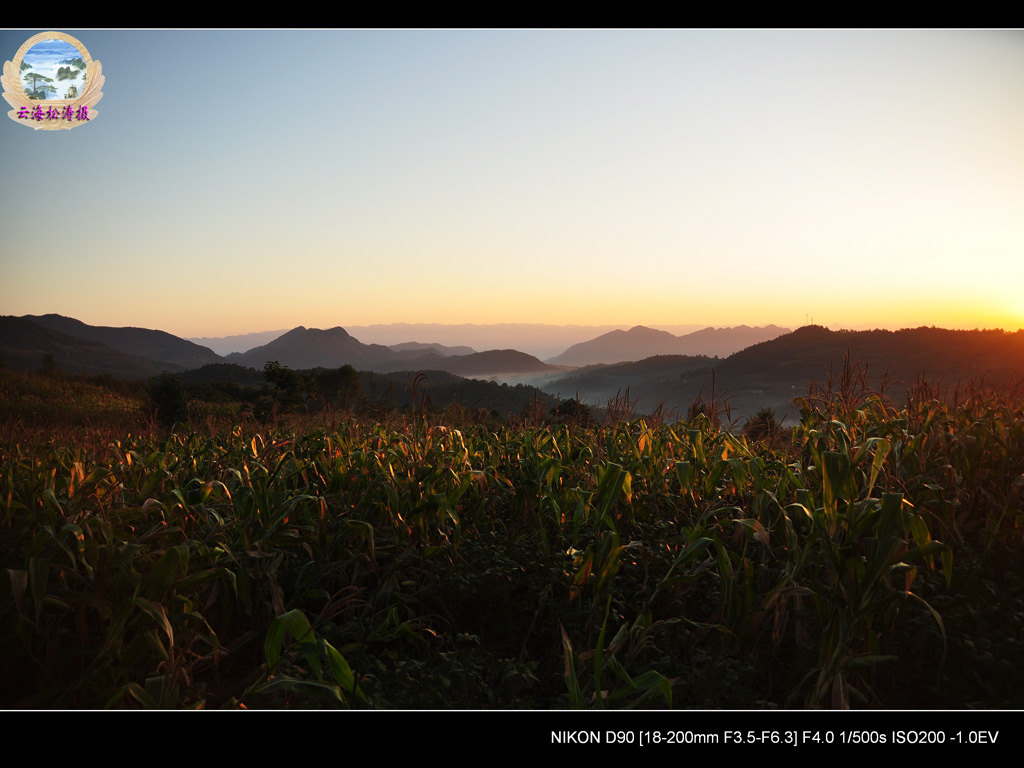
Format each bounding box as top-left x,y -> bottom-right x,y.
743,407 -> 782,447
552,396 -> 591,426
334,364 -> 361,410
263,361 -> 305,410
22,71 -> 56,99
148,373 -> 189,429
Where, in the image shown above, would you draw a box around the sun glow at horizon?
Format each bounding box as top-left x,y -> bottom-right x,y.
2,29 -> 1022,341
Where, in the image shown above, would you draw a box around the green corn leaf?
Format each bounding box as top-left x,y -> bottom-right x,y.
324,640 -> 366,704
143,544 -> 189,602
559,622 -> 585,709
264,608 -> 316,675
133,596 -> 175,649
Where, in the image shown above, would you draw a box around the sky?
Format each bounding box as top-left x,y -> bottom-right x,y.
2,29 -> 1023,341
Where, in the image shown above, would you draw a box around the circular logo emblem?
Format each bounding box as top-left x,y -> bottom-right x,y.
2,31 -> 104,130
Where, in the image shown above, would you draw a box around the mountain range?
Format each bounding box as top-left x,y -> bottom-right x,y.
6,315 -> 1020,426
2,315 -> 787,380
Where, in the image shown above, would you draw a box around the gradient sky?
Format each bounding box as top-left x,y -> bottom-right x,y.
2,29 -> 1022,340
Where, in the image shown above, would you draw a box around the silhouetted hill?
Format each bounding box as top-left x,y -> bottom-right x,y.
718,325 -> 1024,385
374,349 -> 559,377
389,341 -> 476,357
0,316 -> 182,378
548,326 -> 675,366
548,324 -> 790,366
439,349 -> 559,376
696,325 -> 1024,423
25,314 -> 221,369
680,324 -> 791,357
226,326 -> 399,370
540,326 -> 1024,425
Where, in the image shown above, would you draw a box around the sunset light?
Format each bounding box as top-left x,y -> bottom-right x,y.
3,29 -> 1022,339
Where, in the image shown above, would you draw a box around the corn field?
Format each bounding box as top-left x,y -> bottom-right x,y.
2,375 -> 1023,708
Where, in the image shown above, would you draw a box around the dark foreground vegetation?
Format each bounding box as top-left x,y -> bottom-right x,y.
1,361 -> 1023,709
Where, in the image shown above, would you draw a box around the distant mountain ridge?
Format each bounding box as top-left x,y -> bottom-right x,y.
189,329 -> 290,356
346,322 -> 629,360
547,324 -> 791,366
388,341 -> 476,357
